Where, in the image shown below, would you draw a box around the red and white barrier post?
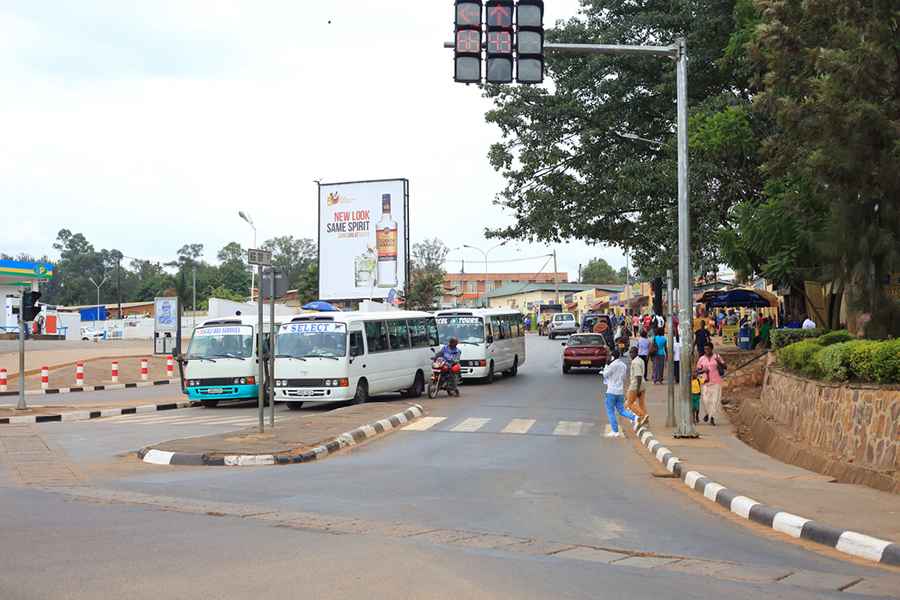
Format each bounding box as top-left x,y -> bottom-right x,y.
166,355 -> 175,379
140,359 -> 149,381
41,366 -> 49,391
111,361 -> 119,384
0,368 -> 7,393
75,362 -> 85,387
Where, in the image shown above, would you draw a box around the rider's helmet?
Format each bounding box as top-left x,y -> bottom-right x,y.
449,337 -> 459,348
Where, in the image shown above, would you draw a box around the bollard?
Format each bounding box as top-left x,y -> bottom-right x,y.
75,362 -> 85,386
140,359 -> 149,381
0,368 -> 6,392
41,366 -> 49,391
111,361 -> 119,384
166,355 -> 174,379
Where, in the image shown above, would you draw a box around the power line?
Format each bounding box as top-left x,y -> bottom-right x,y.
443,253 -> 554,265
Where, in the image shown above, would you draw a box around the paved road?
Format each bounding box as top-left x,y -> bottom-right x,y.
1,336 -> 897,599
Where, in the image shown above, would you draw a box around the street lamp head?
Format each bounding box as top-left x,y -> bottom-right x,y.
238,211 -> 254,226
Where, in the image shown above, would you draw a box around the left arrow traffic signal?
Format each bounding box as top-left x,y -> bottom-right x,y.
454,1 -> 482,83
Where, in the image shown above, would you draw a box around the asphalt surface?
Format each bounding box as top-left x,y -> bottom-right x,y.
1,336 -> 897,599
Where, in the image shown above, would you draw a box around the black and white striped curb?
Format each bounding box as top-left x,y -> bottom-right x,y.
0,379 -> 175,398
0,400 -> 195,425
138,404 -> 425,467
634,423 -> 900,566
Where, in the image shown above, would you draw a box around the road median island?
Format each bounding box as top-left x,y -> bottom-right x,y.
0,400 -> 195,424
626,384 -> 900,567
138,401 -> 425,467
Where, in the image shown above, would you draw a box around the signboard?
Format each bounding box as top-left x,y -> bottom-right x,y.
247,248 -> 272,266
154,297 -> 179,355
318,179 -> 409,301
261,268 -> 289,300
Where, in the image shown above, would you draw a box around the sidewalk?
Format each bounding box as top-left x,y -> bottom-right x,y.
9,355 -> 174,391
141,401 -> 423,465
636,383 -> 900,545
0,339 -> 154,378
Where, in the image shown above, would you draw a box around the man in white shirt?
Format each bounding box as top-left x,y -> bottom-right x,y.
802,315 -> 816,329
601,351 -> 637,437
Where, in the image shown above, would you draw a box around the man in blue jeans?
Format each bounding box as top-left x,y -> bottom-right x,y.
601,350 -> 637,438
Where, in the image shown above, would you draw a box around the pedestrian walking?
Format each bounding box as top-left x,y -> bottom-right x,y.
694,320 -> 711,358
691,374 -> 702,424
651,328 -> 667,384
626,347 -> 649,427
637,330 -> 650,381
631,313 -> 640,337
672,330 -> 681,384
601,351 -> 637,438
696,343 -> 727,425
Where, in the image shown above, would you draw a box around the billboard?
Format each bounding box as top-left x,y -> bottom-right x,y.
318,179 -> 409,300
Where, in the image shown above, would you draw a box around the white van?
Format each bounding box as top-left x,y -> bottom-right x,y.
273,311 -> 439,409
434,309 -> 526,382
183,315 -> 280,408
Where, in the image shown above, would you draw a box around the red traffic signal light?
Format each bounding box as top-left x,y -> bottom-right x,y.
454,1 -> 482,83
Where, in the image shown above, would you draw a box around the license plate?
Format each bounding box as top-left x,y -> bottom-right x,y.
206,388 -> 223,394
579,360 -> 593,365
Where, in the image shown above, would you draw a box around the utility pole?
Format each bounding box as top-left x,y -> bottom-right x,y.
269,270 -> 276,429
257,262 -> 264,433
666,269 -> 675,427
192,265 -> 197,331
552,249 -> 559,305
116,259 -> 122,320
578,263 -> 582,284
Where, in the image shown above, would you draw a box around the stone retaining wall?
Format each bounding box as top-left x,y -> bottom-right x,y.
760,368 -> 900,480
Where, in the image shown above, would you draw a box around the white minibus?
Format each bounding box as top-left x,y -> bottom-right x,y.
182,315 -> 281,407
434,309 -> 526,382
273,311 -> 439,409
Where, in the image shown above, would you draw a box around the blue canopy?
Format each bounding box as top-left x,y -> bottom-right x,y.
302,301 -> 340,312
705,289 -> 773,308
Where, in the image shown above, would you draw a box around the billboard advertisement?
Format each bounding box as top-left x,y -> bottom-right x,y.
318,179 -> 409,300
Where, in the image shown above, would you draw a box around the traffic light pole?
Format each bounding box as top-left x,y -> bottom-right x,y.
445,36 -> 698,437
17,289 -> 27,411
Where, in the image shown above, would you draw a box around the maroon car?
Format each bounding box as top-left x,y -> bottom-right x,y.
562,334 -> 610,374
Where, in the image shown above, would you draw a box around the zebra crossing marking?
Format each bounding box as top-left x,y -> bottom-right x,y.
553,421 -> 590,436
402,416 -> 447,431
501,418 -> 536,434
449,417 -> 491,433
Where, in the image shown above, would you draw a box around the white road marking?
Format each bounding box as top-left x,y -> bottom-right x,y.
402,416 -> 447,431
553,421 -> 586,436
450,418 -> 491,432
501,419 -> 536,434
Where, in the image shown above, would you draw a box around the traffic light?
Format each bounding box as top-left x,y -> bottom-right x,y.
454,1 -> 482,83
516,0 -> 544,83
485,1 -> 514,83
23,291 -> 41,322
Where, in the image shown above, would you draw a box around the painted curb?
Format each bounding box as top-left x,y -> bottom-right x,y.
0,400 -> 196,425
0,379 -> 176,398
138,404 -> 425,467
633,423 -> 900,567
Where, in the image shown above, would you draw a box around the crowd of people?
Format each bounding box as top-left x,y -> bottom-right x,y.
597,308 -> 734,437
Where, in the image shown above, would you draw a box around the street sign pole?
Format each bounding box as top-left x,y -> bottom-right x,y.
257,263 -> 264,433
17,289 -> 26,411
269,270 -> 276,429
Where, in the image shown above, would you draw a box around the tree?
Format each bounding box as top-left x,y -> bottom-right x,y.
406,239 -> 449,310
294,262 -> 319,306
751,0 -> 900,336
216,242 -> 250,298
261,236 -> 316,290
581,258 -> 625,284
482,0 -> 764,277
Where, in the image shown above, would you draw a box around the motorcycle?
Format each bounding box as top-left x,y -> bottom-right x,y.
428,355 -> 461,398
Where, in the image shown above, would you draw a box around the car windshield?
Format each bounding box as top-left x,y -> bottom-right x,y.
188,325 -> 254,358
568,335 -> 606,347
436,316 -> 485,344
277,322 -> 347,358
555,314 -> 575,321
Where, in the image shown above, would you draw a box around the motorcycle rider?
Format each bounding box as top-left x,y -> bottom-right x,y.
437,336 -> 462,396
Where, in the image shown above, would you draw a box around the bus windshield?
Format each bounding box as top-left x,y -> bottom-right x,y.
277,322 -> 347,358
188,325 -> 254,359
436,316 -> 485,344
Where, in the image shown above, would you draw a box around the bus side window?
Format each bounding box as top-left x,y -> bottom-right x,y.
425,318 -> 440,347
365,321 -> 389,353
350,331 -> 365,357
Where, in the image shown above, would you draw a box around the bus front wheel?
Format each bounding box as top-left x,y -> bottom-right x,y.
201,400 -> 219,408
286,402 -> 304,411
352,381 -> 368,405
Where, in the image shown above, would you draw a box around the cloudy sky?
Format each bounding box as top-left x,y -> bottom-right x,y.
0,0 -> 626,281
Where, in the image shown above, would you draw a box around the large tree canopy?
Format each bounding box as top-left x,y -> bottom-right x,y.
484,0 -> 763,277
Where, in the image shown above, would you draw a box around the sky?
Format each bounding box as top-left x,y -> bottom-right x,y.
0,0 -> 627,282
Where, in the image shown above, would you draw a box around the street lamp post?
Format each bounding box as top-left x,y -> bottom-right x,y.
463,242 -> 507,307
238,211 -> 257,301
88,275 -> 108,330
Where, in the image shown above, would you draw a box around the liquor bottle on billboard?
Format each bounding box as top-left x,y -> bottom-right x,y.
376,193 -> 398,288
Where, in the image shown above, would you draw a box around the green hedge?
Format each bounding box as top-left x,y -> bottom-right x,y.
777,336 -> 900,384
771,328 -> 825,350
818,330 -> 853,346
